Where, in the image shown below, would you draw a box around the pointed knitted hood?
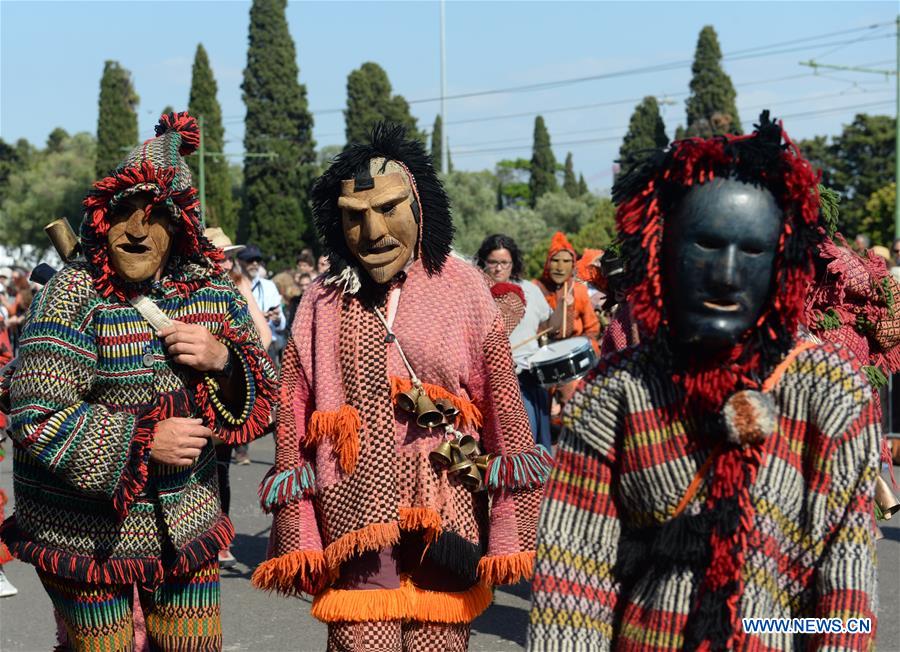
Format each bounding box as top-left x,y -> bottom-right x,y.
80,111 -> 222,300
540,231 -> 576,286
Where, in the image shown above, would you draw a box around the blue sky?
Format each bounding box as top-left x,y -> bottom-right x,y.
1,1 -> 896,193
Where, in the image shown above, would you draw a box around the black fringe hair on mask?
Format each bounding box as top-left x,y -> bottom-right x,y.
311,123 -> 454,303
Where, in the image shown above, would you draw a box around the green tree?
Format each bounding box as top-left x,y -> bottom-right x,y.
859,182 -> 897,246
161,105 -> 174,117
563,152 -> 578,198
431,114 -> 443,170
535,190 -> 594,234
529,116 -> 557,207
188,43 -> 236,236
619,96 -> 668,168
447,147 -> 453,173
496,158 -> 531,208
240,0 -> 316,271
95,60 -> 139,176
344,62 -> 421,146
577,173 -> 589,196
570,198 -> 616,252
685,26 -> 741,136
46,128 -> 69,153
0,132 -> 96,259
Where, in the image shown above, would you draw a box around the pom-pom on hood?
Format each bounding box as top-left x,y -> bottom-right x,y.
81,111 -> 222,300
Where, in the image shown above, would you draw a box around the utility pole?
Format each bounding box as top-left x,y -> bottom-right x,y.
801,16 -> 899,237
198,115 -> 206,227
440,0 -> 448,174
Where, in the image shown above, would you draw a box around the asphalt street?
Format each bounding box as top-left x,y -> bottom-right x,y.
1,434 -> 898,651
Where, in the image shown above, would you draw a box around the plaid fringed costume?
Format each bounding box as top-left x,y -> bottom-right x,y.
528,113 -> 880,651
1,112 -> 276,651
253,125 -> 547,651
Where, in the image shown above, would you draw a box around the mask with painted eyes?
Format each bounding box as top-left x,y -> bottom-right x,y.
662,177 -> 783,352
107,192 -> 174,283
338,162 -> 418,284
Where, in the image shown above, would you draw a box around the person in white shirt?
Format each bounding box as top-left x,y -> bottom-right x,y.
476,234 -> 553,450
236,244 -> 286,351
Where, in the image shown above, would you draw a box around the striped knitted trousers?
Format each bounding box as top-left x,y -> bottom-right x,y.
39,559 -> 221,652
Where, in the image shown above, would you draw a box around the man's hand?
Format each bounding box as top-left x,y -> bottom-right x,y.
265,307 -> 280,322
159,320 -> 229,372
150,417 -> 213,467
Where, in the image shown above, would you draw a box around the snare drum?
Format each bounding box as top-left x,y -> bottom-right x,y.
528,337 -> 598,388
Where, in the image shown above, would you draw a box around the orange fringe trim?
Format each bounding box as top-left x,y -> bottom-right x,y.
390,377 -> 483,429
306,405 -> 361,474
251,550 -> 327,596
399,507 -> 443,543
323,521 -> 401,569
478,550 -> 535,585
311,576 -> 493,624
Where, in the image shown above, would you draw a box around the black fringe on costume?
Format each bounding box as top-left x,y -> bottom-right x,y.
425,529 -> 484,584
311,123 -> 454,305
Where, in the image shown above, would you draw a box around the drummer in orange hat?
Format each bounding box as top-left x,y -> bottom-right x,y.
534,232 -> 600,409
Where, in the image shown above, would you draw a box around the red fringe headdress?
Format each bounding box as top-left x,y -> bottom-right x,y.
612,111 -> 822,413
80,111 -> 223,301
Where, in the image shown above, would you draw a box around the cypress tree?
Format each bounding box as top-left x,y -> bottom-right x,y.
563,152 -> 578,198
161,105 -> 174,116
431,114 -> 443,170
685,26 -> 741,136
528,115 -> 557,207
240,0 -> 316,271
578,173 -> 589,196
447,147 -> 453,173
619,97 -> 668,169
188,44 -> 236,236
345,62 -> 420,146
96,61 -> 139,176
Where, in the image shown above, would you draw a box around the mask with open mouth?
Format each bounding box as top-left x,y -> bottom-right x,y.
107,191 -> 174,283
662,177 -> 782,351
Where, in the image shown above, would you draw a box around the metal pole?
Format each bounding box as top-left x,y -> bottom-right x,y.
440,0 -> 448,174
894,14 -> 899,239
199,114 -> 207,228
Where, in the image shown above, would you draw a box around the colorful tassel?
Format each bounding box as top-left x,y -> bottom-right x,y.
306,405 -> 361,474
258,464 -> 316,513
862,365 -> 889,389
477,551 -> 535,585
485,445 -> 553,493
251,550 -> 327,596
323,521 -> 400,570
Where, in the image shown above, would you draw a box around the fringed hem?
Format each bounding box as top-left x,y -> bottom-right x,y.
112,390 -> 190,519
194,321 -> 276,446
390,377 -> 483,429
251,550 -> 327,596
1,514 -> 233,586
323,521 -> 400,569
306,405 -> 361,474
258,464 -> 316,513
478,550 -> 535,585
399,507 -> 443,543
485,445 -> 553,493
311,577 -> 492,624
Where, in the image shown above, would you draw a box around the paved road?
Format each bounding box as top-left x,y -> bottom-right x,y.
1,435 -> 898,651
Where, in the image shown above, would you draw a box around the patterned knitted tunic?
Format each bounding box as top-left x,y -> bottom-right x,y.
1,262 -> 276,585
253,257 -> 550,622
529,340 -> 880,651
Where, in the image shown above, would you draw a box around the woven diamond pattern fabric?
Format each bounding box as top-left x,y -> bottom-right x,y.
527,341 -> 880,651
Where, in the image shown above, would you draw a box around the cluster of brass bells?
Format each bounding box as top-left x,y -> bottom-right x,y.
396,385 -> 447,429
429,434 -> 491,492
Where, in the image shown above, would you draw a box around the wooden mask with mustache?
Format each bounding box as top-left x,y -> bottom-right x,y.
107,191 -> 174,283
339,158 -> 419,285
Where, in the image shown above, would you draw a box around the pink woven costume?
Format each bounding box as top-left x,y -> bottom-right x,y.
253,125 -> 547,649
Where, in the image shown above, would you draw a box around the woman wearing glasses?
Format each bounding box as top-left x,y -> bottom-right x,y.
476,234 -> 553,452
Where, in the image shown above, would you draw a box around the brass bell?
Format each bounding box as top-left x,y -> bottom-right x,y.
474,454 -> 492,474
415,393 -> 444,429
434,398 -> 460,422
456,434 -> 481,458
429,440 -> 455,468
397,387 -> 421,413
457,464 -> 483,491
875,476 -> 900,520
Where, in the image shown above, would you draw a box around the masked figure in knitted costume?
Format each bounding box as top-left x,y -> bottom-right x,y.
528,112 -> 880,651
0,112 -> 276,651
252,124 -> 548,651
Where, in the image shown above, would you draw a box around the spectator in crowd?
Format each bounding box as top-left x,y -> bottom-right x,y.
296,250 -> 316,279
872,245 -> 891,265
853,233 -> 871,255
238,244 -> 286,354
477,234 -> 553,451
316,254 -> 330,276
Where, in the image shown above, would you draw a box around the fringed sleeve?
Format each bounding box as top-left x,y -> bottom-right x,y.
474,314 -> 546,585
251,335 -> 327,596
527,359 -> 626,652
7,266 -> 171,519
194,280 -> 277,445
